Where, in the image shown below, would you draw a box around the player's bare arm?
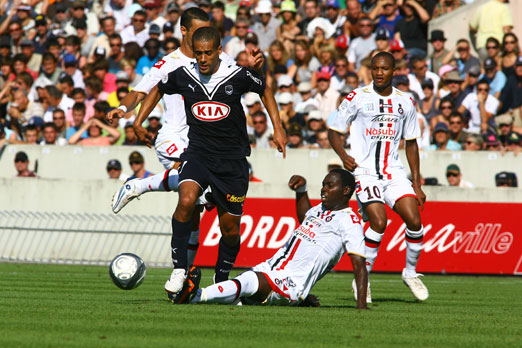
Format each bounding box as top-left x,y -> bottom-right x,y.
261,86 -> 287,157
350,253 -> 369,310
328,129 -> 358,171
106,90 -> 147,125
288,175 -> 312,224
405,139 -> 426,210
133,85 -> 164,148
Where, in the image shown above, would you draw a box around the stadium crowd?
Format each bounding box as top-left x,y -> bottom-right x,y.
0,0 -> 520,170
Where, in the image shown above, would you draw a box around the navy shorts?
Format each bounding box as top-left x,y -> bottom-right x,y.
178,153 -> 249,216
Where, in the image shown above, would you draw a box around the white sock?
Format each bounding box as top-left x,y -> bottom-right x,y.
364,227 -> 383,273
187,229 -> 200,266
196,271 -> 259,304
133,169 -> 179,194
405,226 -> 424,275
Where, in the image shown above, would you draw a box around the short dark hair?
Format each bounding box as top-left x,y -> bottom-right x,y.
164,37 -> 180,50
42,52 -> 57,63
212,1 -> 225,11
409,55 -> 425,69
133,10 -> 147,18
252,111 -> 266,119
13,53 -> 28,64
181,7 -> 210,31
59,75 -> 74,86
371,51 -> 395,69
45,85 -> 62,99
329,169 -> 356,199
449,112 -> 463,122
71,88 -> 86,97
73,102 -> 86,112
109,33 -> 122,41
65,35 -> 81,47
477,78 -> 490,88
192,26 -> 221,49
94,101 -> 110,113
43,122 -> 57,131
16,72 -> 33,87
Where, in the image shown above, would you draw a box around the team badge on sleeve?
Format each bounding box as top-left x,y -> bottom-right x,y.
346,91 -> 357,101
153,59 -> 166,69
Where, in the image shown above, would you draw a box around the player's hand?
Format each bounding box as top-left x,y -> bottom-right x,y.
273,127 -> 287,158
134,124 -> 152,148
107,108 -> 125,125
288,175 -> 306,191
412,184 -> 426,211
246,47 -> 264,72
342,155 -> 358,172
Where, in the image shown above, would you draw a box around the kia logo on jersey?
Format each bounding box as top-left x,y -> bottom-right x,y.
191,101 -> 231,122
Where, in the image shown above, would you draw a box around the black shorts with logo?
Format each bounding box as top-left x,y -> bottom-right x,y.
178,153 -> 249,216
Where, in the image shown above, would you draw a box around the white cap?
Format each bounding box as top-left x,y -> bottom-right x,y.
255,0 -> 272,14
298,81 -> 312,93
245,92 -> 260,106
277,75 -> 293,88
308,110 -> 323,121
277,92 -> 293,105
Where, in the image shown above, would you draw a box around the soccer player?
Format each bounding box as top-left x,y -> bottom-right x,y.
108,8 -> 264,268
138,26 -> 286,298
328,51 -> 429,302
174,169 -> 368,309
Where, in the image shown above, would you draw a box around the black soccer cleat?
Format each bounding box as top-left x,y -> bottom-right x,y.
171,266 -> 201,304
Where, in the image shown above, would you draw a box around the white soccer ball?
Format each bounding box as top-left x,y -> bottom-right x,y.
109,253 -> 146,290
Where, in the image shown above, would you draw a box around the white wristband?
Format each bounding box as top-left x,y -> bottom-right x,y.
296,184 -> 307,193
117,105 -> 128,113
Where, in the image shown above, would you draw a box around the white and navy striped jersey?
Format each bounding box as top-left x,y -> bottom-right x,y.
260,204 -> 365,299
133,49 -> 236,135
329,84 -> 420,179
157,60 -> 265,159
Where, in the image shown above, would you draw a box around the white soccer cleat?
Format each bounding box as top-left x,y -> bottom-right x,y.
165,268 -> 187,295
402,268 -> 429,301
352,278 -> 372,303
112,180 -> 141,214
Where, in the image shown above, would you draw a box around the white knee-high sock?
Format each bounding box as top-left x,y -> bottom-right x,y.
132,169 -> 179,194
186,229 -> 200,266
364,227 -> 383,273
194,271 -> 259,304
405,226 -> 423,275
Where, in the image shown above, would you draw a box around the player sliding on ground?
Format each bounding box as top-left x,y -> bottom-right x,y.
137,26 -> 286,300
173,169 -> 369,309
328,51 -> 428,302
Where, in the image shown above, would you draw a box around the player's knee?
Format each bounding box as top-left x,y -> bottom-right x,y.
177,195 -> 197,215
369,217 -> 387,233
406,217 -> 422,232
220,223 -> 240,241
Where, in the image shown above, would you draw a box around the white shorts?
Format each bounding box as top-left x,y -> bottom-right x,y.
355,174 -> 416,210
154,130 -> 189,170
252,262 -> 300,306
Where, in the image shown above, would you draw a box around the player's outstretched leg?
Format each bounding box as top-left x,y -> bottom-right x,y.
191,270 -> 261,304
356,203 -> 387,303
395,197 -> 429,301
111,169 -> 180,213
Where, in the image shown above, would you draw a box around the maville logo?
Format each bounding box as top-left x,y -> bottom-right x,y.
227,194 -> 246,203
191,101 -> 230,122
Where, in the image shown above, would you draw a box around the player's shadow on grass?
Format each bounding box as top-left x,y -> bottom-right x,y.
113,300 -> 157,304
371,298 -> 418,304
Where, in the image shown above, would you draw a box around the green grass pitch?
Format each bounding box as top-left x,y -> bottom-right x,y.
0,263 -> 520,348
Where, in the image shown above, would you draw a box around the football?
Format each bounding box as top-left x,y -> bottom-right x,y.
109,253 -> 146,290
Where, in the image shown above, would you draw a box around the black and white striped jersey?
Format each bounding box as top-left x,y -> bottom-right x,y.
158,61 -> 265,159
329,85 -> 420,179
